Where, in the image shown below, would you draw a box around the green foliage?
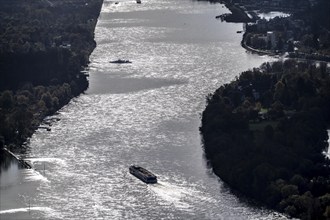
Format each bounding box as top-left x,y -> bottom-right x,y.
201,59 -> 330,219
0,0 -> 102,91
0,90 -> 14,109
0,83 -> 74,148
0,0 -> 102,150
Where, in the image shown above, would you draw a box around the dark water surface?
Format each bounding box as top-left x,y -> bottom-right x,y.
1,0 -> 287,219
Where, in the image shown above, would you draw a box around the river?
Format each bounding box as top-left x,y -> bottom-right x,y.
0,0 -> 287,219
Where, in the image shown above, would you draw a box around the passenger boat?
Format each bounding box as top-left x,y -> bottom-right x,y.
129,165 -> 157,184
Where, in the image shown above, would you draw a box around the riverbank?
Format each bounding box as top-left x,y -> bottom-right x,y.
215,2 -> 255,23
0,0 -> 103,155
239,0 -> 330,60
201,1 -> 330,218
241,32 -> 279,56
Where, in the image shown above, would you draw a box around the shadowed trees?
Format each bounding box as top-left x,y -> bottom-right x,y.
201,60 -> 330,219
0,0 -> 102,151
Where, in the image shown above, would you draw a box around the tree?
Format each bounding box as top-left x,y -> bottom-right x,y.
273,80 -> 285,101
0,90 -> 14,109
41,92 -> 53,109
281,185 -> 299,198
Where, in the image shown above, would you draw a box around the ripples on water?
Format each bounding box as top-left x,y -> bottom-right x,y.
1,0 -> 286,219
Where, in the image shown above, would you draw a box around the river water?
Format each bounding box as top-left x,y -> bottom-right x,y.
0,0 -> 287,219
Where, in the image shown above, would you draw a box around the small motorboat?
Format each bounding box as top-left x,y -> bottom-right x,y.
136,0 -> 141,4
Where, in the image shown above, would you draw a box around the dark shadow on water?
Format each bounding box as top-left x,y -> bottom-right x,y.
87,74 -> 187,94
0,149 -> 31,173
0,149 -> 19,173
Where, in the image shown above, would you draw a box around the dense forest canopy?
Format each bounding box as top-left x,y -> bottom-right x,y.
0,0 -> 102,90
0,0 -> 102,150
200,59 -> 330,219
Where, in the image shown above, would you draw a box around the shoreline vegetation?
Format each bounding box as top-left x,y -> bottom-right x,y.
0,0 -> 103,158
200,60 -> 330,219
243,0 -> 330,60
202,0 -> 330,219
215,0 -> 330,61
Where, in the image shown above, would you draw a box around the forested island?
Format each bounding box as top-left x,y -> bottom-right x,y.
0,0 -> 103,152
200,60 -> 330,219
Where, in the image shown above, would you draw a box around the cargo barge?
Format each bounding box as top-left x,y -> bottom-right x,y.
129,165 -> 157,184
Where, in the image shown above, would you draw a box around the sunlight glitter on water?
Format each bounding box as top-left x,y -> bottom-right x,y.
4,0 -> 286,219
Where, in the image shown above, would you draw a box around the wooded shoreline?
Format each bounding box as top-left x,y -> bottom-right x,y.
200,60 -> 330,219
0,0 -> 103,154
201,1 -> 330,218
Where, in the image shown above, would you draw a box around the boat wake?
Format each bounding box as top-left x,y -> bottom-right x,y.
26,158 -> 66,167
148,181 -> 191,209
148,181 -> 214,210
0,206 -> 54,214
22,169 -> 49,183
